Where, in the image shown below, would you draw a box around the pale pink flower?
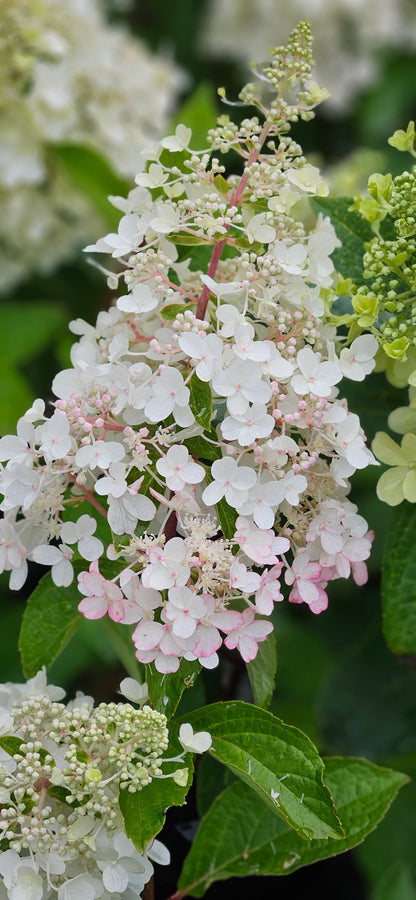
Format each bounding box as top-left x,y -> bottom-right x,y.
142,537 -> 190,590
119,585 -> 163,624
59,515 -> 104,562
232,324 -> 270,363
31,543 -> 74,587
254,565 -> 284,614
292,347 -> 342,398
38,413 -> 72,461
145,367 -> 192,426
284,551 -> 324,607
156,445 -> 205,492
273,240 -> 307,274
212,360 -> 271,416
221,404 -> 274,447
75,440 -> 125,471
224,609 -> 273,662
165,586 -> 206,639
235,516 -> 290,565
77,560 -> 125,621
202,457 -> 256,509
178,332 -> 223,381
229,560 -> 261,594
192,595 -> 243,659
339,334 -> 378,381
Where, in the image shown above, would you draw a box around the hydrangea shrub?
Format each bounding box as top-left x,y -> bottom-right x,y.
0,24 -> 410,899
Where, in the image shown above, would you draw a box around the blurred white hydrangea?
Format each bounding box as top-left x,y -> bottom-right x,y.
0,0 -> 185,291
201,0 -> 416,112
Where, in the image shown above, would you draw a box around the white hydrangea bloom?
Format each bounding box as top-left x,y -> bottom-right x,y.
0,0 -> 185,291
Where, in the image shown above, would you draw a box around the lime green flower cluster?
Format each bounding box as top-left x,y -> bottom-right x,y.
328,122 -> 416,506
351,143 -> 416,363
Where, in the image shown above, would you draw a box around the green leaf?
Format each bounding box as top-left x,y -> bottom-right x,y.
382,502 -> 416,655
196,754 -> 237,819
168,232 -> 212,246
247,631 -> 277,709
311,196 -> 373,286
0,736 -> 48,764
19,568 -> 83,677
184,433 -> 221,462
189,374 -> 212,430
0,302 -> 65,364
160,302 -> 196,320
178,757 -> 408,897
146,658 -> 201,719
216,497 -> 238,540
0,736 -> 26,757
51,144 -> 129,228
0,363 -> 34,433
179,701 -> 344,840
119,723 -> 193,852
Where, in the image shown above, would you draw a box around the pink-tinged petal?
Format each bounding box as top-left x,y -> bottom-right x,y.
297,578 -> 321,605
236,635 -> 259,662
119,599 -> 150,625
108,598 -> 128,622
193,625 -> 222,658
335,555 -> 351,579
199,652 -> 219,669
78,596 -> 108,620
135,648 -> 157,664
351,560 -> 368,586
210,610 -> 244,633
245,620 -> 273,640
159,628 -> 194,655
171,614 -> 197,640
308,588 -> 329,614
223,630 -> 239,651
78,570 -> 105,597
154,653 -> 180,674
132,621 -> 164,650
320,531 -> 343,554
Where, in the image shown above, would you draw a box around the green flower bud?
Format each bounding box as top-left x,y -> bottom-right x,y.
383,336 -> 409,359
388,121 -> 416,155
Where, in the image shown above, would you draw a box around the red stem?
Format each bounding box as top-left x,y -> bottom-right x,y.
164,508 -> 178,541
76,483 -> 108,519
196,122 -> 271,321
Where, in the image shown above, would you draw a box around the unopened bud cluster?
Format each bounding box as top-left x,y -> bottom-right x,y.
0,671 -> 182,899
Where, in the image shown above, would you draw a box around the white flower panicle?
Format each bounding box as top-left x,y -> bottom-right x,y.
0,0 -> 185,290
201,0 -> 416,112
0,26 -> 376,674
0,672 -> 207,900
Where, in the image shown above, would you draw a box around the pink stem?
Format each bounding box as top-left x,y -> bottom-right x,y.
76,483 -> 108,519
196,122 -> 271,321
